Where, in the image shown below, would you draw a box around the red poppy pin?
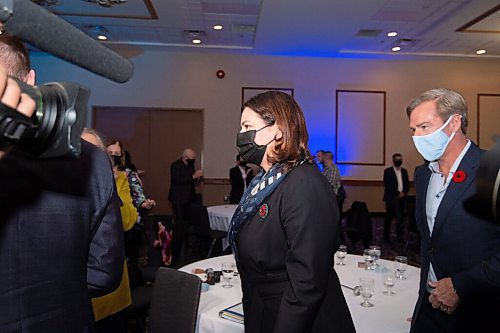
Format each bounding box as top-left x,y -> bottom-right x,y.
259,204 -> 269,219
452,170 -> 466,183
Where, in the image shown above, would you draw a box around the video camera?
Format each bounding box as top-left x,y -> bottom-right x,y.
0,0 -> 133,158
465,139 -> 500,224
0,80 -> 88,158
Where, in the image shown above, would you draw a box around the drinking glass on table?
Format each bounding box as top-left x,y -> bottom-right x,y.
221,262 -> 235,288
369,245 -> 381,267
382,270 -> 397,295
394,255 -> 408,280
359,277 -> 375,307
363,249 -> 375,270
336,245 -> 347,265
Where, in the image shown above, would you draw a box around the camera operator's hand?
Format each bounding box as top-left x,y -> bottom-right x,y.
0,65 -> 36,159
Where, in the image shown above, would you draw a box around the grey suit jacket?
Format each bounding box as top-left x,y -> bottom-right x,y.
0,141 -> 124,333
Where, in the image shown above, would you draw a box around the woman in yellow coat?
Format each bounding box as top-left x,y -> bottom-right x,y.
82,129 -> 138,332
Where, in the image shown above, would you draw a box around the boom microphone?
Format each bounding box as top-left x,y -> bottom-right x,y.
0,0 -> 134,83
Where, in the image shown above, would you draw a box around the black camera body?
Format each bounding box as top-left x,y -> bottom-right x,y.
0,81 -> 88,158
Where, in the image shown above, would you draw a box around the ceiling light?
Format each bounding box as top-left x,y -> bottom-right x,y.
392,46 -> 401,52
97,35 -> 108,41
387,31 -> 398,37
213,24 -> 223,31
476,49 -> 486,55
192,39 -> 202,44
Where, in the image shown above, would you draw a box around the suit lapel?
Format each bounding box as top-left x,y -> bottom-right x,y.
416,166 -> 432,242
432,144 -> 480,237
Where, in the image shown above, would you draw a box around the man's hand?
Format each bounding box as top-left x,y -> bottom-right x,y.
0,65 -> 36,159
428,278 -> 460,314
193,169 -> 203,179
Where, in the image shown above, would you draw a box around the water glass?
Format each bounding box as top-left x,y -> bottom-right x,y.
363,249 -> 375,270
369,245 -> 381,267
336,245 -> 347,265
382,270 -> 396,295
395,256 -> 408,280
221,262 -> 235,288
359,277 -> 375,307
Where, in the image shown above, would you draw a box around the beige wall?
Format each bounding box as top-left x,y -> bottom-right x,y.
31,49 -> 500,212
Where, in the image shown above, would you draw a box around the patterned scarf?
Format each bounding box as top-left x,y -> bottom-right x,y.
228,163 -> 288,261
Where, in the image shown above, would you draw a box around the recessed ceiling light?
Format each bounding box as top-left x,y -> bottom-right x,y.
476,49 -> 486,55
192,38 -> 202,44
213,24 -> 223,30
392,46 -> 401,52
387,31 -> 398,37
97,35 -> 108,41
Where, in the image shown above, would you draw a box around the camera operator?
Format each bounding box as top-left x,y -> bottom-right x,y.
0,34 -> 124,333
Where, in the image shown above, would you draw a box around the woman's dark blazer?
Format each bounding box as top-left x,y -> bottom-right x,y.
235,163 -> 355,333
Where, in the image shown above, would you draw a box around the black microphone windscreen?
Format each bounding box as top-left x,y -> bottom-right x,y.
4,0 -> 134,83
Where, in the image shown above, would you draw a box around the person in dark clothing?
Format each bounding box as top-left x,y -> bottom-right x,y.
229,91 -> 355,333
229,154 -> 254,204
383,153 -> 410,242
168,148 -> 202,266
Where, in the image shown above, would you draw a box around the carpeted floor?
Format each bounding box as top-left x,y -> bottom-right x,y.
180,215 -> 422,268
342,216 -> 421,268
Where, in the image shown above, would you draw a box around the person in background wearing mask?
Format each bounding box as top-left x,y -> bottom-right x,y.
168,148 -> 203,267
383,152 -> 410,243
229,154 -> 254,204
82,129 -> 137,333
407,88 -> 500,333
315,149 -> 325,171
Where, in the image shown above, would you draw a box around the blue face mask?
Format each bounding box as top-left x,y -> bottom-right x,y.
412,115 -> 457,161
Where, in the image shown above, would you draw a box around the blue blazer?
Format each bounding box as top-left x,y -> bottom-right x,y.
0,141 -> 124,333
383,166 -> 409,201
411,143 -> 500,331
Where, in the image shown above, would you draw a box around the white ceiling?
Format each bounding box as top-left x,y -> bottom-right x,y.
39,0 -> 500,59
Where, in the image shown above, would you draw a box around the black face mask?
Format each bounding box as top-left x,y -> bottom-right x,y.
394,160 -> 403,167
236,124 -> 273,166
112,155 -> 122,167
186,158 -> 195,166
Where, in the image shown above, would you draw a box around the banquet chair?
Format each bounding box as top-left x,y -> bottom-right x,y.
345,201 -> 373,249
187,204 -> 227,258
148,267 -> 201,333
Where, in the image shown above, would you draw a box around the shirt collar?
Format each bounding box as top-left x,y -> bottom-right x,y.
428,139 -> 471,175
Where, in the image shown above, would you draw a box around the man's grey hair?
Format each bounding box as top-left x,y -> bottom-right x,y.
406,88 -> 468,134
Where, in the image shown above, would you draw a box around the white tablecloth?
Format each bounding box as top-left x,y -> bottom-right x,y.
207,205 -> 237,249
180,254 -> 420,333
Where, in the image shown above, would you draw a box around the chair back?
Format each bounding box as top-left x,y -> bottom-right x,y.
187,204 -> 212,237
346,201 -> 373,247
148,267 -> 201,333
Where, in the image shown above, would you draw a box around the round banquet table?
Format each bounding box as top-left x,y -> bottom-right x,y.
180,253 -> 420,333
206,205 -> 237,250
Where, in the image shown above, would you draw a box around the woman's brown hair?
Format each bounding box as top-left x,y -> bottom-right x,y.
243,91 -> 313,172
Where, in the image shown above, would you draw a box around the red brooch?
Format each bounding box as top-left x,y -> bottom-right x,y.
452,170 -> 466,183
259,204 -> 269,219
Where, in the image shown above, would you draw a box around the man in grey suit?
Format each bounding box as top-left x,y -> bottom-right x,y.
0,34 -> 124,332
407,88 -> 500,332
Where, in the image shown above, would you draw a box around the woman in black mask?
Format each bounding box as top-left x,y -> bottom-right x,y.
228,91 -> 355,333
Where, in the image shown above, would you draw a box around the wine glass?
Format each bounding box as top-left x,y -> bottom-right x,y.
363,249 -> 375,270
382,270 -> 396,295
359,277 -> 375,307
395,256 -> 408,280
221,262 -> 235,288
336,245 -> 347,265
369,245 -> 381,267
